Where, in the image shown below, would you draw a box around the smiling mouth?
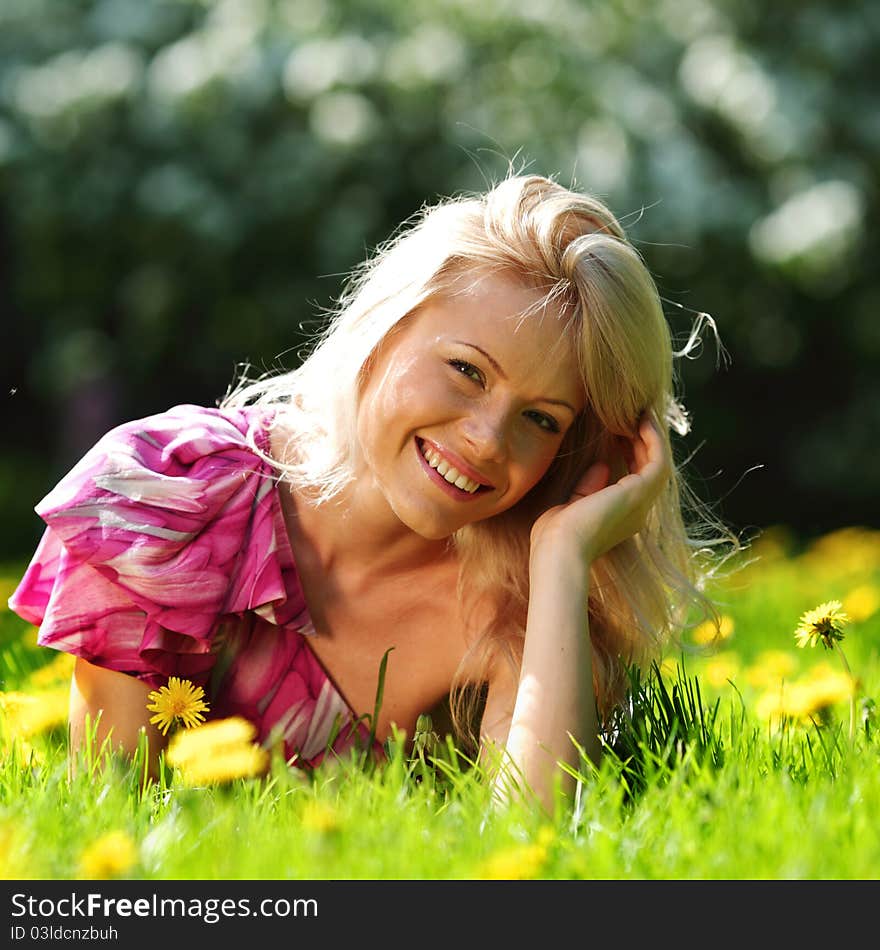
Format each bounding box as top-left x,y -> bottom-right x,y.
416,438 -> 494,495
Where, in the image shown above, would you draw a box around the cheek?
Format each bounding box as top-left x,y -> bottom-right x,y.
516,430 -> 561,478
358,360 -> 443,459
505,437 -> 563,502
359,362 -> 408,426
374,362 -> 459,427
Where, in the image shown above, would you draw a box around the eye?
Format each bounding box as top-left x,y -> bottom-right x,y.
447,359 -> 484,386
524,410 -> 561,434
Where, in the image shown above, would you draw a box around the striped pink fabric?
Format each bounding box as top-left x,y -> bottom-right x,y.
9,404 -> 376,767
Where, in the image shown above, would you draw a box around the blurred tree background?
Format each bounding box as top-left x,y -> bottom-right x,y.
1,0 -> 878,561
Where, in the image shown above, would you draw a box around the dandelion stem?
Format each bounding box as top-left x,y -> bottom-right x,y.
834,645 -> 855,742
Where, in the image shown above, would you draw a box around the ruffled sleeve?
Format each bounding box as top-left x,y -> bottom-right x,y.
8,404 -> 305,688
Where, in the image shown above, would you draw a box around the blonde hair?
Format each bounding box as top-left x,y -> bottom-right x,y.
224,173 -> 735,747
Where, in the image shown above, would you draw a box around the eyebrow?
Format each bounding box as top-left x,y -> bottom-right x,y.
451,340 -> 578,414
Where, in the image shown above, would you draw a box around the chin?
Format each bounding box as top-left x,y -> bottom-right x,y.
389,497 -> 467,541
403,512 -> 461,542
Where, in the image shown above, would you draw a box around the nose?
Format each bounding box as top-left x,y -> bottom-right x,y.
460,406 -> 509,463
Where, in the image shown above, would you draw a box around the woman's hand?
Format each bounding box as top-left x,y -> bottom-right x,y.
530,411 -> 672,567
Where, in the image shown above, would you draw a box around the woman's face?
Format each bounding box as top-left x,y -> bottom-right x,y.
355,272 -> 586,540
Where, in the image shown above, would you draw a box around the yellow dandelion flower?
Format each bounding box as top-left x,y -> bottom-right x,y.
755,688 -> 790,728
0,822 -> 31,878
794,600 -> 849,650
745,650 -> 798,688
756,667 -> 855,728
692,614 -> 735,646
795,603 -> 858,741
0,575 -> 21,610
166,716 -> 269,785
77,831 -> 138,880
702,655 -> 739,688
756,681 -> 815,728
801,668 -> 855,710
701,652 -> 740,688
146,676 -> 209,735
166,715 -> 256,760
535,825 -> 556,848
0,687 -> 69,737
843,584 -> 880,623
477,842 -> 548,880
798,528 -> 880,581
22,625 -> 40,648
301,800 -> 342,834
27,651 -> 76,688
2,736 -> 44,769
172,745 -> 269,786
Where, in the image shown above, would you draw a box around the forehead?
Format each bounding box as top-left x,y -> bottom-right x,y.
416,272 -> 568,343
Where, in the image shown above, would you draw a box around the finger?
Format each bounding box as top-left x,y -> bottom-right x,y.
618,417 -> 653,474
639,411 -> 668,461
629,414 -> 672,488
638,410 -> 662,449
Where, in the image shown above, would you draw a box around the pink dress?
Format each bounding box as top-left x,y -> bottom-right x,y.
8,404 -> 378,768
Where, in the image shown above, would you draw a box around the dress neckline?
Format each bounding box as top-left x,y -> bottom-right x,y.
247,407 -> 368,728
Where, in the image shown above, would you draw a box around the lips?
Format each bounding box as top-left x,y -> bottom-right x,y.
416,438 -> 494,497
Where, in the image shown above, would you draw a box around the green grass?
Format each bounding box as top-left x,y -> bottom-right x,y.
2,524 -> 879,880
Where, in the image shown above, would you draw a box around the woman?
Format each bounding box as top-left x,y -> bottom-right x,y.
9,173 -> 723,810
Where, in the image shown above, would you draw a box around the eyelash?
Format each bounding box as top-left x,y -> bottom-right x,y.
446,359 -> 561,434
525,410 -> 560,434
448,358 -> 483,385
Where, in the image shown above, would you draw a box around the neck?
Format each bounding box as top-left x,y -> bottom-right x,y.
282,477 -> 454,587
268,420 -> 456,587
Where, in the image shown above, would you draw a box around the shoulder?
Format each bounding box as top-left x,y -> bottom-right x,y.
76,402 -> 272,472
10,403 -> 301,680
30,403 -> 288,594
37,403 -> 277,522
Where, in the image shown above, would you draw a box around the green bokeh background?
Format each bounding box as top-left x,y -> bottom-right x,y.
2,0 -> 878,561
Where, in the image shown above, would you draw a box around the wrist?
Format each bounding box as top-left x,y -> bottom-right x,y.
530,517 -> 596,560
528,535 -> 593,587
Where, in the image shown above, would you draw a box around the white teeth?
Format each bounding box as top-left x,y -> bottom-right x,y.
444,468 -> 478,493
419,441 -> 481,494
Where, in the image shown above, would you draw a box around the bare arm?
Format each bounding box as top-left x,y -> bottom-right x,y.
500,552 -> 598,810
69,658 -> 167,776
484,413 -> 672,812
